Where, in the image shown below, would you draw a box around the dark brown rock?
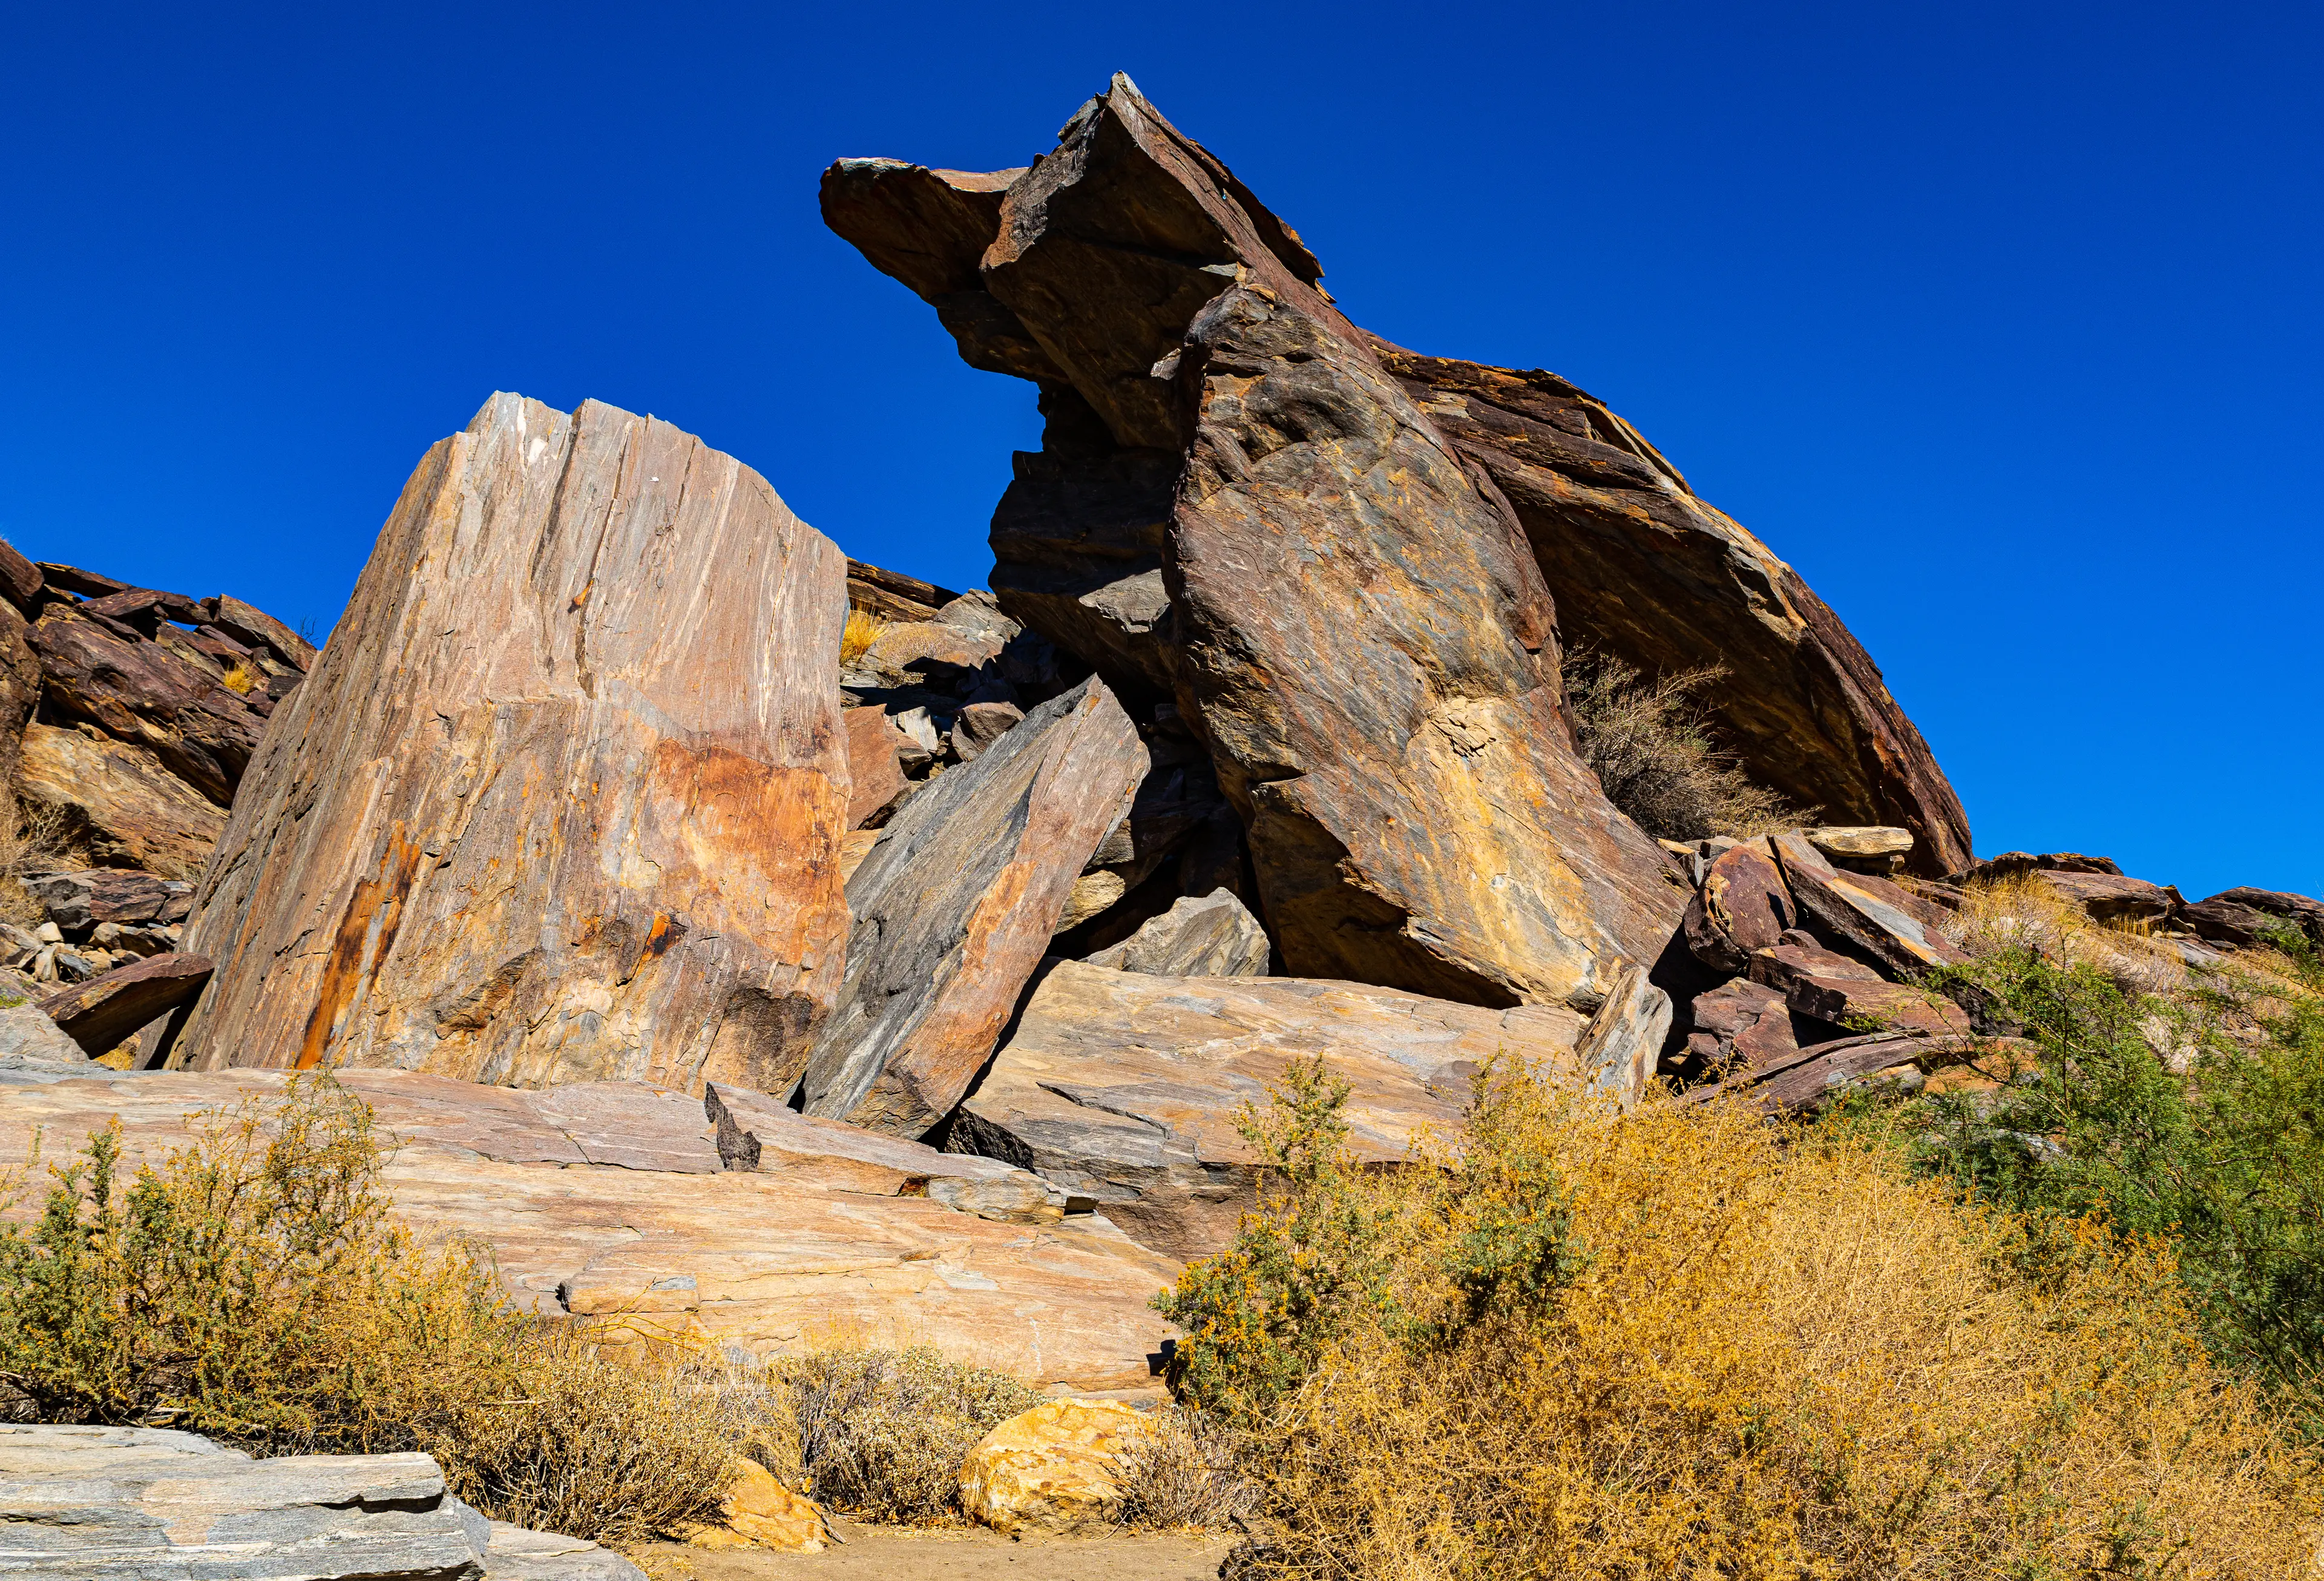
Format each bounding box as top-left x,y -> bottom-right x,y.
1745,932 -> 1886,994
79,587 -> 207,629
846,558 -> 962,625
1770,833 -> 1968,978
36,563 -> 126,599
207,594 -> 316,670
24,607 -> 262,805
0,601 -> 42,795
1686,1032 -> 2033,1117
1370,348 -> 1972,878
2037,870 -> 2180,928
1781,973 -> 1972,1039
39,952 -> 214,1055
1684,978 -> 1805,1075
21,868 -> 178,930
799,675 -> 1147,1136
16,724 -> 227,883
951,700 -> 1025,762
1682,843 -> 1794,974
841,705 -> 907,831
824,76 -> 1688,1011
2180,887 -> 2324,950
170,394 -> 853,1093
0,542 -> 42,615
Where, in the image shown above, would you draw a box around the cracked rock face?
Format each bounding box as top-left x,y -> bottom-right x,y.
823,76 -> 1686,1013
170,394 -> 853,1091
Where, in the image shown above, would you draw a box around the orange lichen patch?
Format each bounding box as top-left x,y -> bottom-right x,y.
297,822 -> 427,1070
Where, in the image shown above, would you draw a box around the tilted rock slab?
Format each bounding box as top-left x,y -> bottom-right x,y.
824,76 -> 1684,1011
799,675 -> 1146,1136
950,959 -> 1597,1260
16,722 -> 227,881
0,1070 -> 1185,1395
1374,347 -> 1972,876
1083,886 -> 1270,976
171,395 -> 852,1091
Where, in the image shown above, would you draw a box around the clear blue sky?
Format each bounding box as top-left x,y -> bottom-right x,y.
4,2 -> 2317,902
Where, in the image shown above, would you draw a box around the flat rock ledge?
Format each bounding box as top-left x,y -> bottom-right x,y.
0,1070 -> 1183,1393
0,1423 -> 643,1580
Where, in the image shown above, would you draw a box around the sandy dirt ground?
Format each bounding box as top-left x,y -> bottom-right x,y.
631,1520 -> 1232,1581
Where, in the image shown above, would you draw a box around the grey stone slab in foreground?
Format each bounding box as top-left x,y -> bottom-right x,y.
0,1424 -> 643,1580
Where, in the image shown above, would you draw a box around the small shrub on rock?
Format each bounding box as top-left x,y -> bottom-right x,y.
1560,648 -> 1797,841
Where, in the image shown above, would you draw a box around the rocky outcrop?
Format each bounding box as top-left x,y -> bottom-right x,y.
950,959 -> 1597,1260
25,603 -> 267,806
824,75 -> 1687,1013
0,1070 -> 1184,1393
1681,842 -> 1795,975
1371,348 -> 1972,878
169,395 -> 853,1093
2181,887 -> 2324,950
799,675 -> 1146,1136
1768,833 -> 1968,977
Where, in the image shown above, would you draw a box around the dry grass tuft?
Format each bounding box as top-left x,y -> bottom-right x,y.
0,799 -> 73,927
769,1345 -> 1044,1525
1112,1408 -> 1257,1533
1168,1060 -> 2322,1580
839,608 -> 887,668
1945,872 -> 2194,997
1561,648 -> 1798,841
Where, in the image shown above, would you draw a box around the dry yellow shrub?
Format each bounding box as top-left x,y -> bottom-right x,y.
839,608 -> 886,666
1221,1078 -> 2320,1579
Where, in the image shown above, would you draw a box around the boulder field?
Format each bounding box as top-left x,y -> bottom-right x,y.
0,76 -> 2312,1459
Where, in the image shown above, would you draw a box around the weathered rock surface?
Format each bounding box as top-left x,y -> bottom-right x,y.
26,604 -> 264,806
841,704 -> 908,830
0,1001 -> 91,1070
950,959 -> 1592,1259
170,394 -> 853,1094
706,1082 -> 1065,1222
16,723 -> 228,880
1083,887 -> 1270,977
1684,1032 -> 2032,1117
823,76 -> 1689,1013
847,557 -> 962,624
1683,977 -> 1804,1076
483,1520 -> 650,1579
2181,886 -> 2324,950
685,1459 -> 829,1553
39,950 -> 213,1054
0,1071 -> 1185,1392
800,675 -> 1146,1136
1770,832 -> 1968,977
1569,961 -> 1673,1105
22,866 -> 184,929
0,602 -> 39,796
1682,843 -> 1794,975
1372,347 -> 1972,878
957,1399 -> 1155,1535
2036,869 -> 2181,928
0,1424 -> 494,1580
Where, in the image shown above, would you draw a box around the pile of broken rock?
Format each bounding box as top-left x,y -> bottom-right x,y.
2,71 -> 2320,1561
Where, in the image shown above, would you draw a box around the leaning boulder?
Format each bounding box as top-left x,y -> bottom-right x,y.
1769,833 -> 1968,977
170,395 -> 853,1093
824,76 -> 1689,1013
39,951 -> 212,1056
950,959 -> 1598,1260
799,675 -> 1146,1136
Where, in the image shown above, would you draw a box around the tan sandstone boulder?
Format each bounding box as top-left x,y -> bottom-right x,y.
684,1458 -> 829,1553
169,394 -> 852,1092
957,1398 -> 1156,1534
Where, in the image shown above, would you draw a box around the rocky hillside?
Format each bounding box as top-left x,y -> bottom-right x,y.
4,72 -> 2315,1414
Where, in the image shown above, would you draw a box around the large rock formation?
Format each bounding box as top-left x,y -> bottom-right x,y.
0,1068 -> 1184,1393
1371,349 -> 1972,876
16,723 -> 226,880
799,675 -> 1146,1135
168,395 -> 853,1093
824,76 -> 1688,1013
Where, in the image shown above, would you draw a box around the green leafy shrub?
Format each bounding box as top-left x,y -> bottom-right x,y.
1903,938 -> 2324,1416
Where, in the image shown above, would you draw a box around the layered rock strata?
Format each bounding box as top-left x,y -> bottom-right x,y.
170,395 -> 853,1091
